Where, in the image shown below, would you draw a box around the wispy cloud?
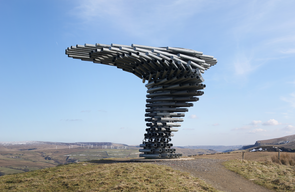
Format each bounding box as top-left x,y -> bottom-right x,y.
233,120 -> 262,131
233,119 -> 280,131
73,0 -> 209,44
281,125 -> 295,134
233,51 -> 257,76
212,123 -> 220,126
250,120 -> 262,126
281,93 -> 295,108
267,35 -> 295,47
248,128 -> 267,134
189,114 -> 198,119
281,49 -> 295,54
232,125 -> 252,131
228,1 -> 295,78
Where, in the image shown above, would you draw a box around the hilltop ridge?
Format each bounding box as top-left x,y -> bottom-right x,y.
255,134 -> 295,146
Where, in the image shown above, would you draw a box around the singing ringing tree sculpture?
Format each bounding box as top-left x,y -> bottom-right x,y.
66,43 -> 217,159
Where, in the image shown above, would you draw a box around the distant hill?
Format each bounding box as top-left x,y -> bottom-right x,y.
176,145 -> 243,152
0,141 -> 217,155
255,134 -> 295,146
0,141 -> 129,150
242,134 -> 295,152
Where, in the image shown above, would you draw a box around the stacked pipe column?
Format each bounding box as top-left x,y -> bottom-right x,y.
139,71 -> 206,158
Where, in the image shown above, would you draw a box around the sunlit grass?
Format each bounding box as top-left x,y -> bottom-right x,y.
224,160 -> 295,192
0,162 -> 217,191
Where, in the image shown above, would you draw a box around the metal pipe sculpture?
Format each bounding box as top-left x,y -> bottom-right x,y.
65,43 -> 217,158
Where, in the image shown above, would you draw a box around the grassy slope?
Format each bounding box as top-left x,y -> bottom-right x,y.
224,160 -> 295,192
0,162 -> 217,192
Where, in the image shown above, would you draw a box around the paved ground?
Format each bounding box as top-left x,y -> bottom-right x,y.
151,159 -> 273,192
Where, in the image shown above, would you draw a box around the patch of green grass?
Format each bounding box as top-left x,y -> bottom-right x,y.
224,160 -> 295,191
0,162 -> 217,191
0,166 -> 44,176
0,167 -> 24,175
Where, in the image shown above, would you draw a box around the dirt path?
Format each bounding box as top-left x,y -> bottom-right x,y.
152,159 -> 273,192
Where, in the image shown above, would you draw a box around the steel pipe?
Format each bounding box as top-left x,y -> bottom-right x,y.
139,154 -> 161,158
139,149 -> 153,153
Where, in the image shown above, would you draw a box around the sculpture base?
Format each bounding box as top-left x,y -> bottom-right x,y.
139,153 -> 182,159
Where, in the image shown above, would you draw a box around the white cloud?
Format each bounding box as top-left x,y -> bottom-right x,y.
281,93 -> 295,108
250,120 -> 262,125
189,114 -> 198,119
263,119 -> 280,126
212,123 -> 220,126
248,128 -> 266,134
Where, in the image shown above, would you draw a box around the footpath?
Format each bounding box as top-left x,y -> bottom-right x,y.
153,158 -> 272,192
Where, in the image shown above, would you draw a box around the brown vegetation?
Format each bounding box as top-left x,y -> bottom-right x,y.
270,153 -> 295,166
0,162 -> 217,192
194,151 -> 279,162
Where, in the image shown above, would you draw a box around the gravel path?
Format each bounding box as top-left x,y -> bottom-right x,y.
151,159 -> 272,192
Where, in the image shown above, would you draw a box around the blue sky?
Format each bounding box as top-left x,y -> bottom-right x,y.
0,0 -> 295,145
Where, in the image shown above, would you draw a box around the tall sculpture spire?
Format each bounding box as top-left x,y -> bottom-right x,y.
66,43 -> 217,158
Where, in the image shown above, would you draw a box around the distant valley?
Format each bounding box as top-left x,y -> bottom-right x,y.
0,141 -> 217,176
176,145 -> 243,152
1,134 -> 295,177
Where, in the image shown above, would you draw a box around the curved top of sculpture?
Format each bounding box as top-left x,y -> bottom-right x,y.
65,43 -> 217,84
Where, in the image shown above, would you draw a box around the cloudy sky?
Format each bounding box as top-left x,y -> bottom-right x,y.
1,0 -> 295,146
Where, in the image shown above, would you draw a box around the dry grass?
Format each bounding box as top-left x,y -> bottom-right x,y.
224,160 -> 295,191
0,162 -> 217,192
195,151 -> 281,162
271,153 -> 295,166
